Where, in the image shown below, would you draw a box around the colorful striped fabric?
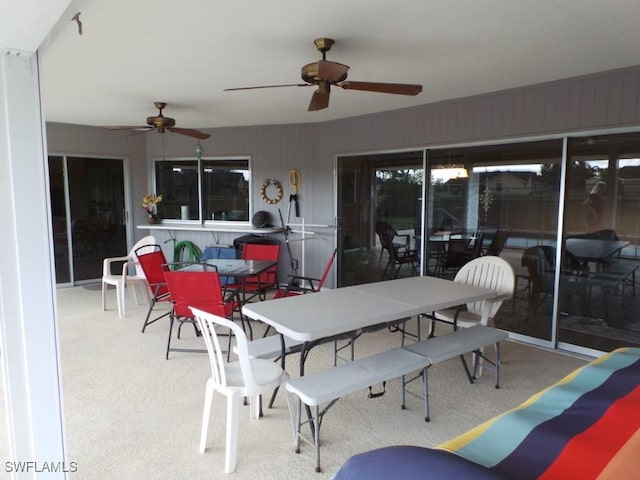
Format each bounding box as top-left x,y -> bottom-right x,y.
438,347 -> 640,480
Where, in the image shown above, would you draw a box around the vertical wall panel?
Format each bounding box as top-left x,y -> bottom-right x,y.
566,79 -> 584,130
620,70 -> 640,122
605,73 -> 624,124
593,75 -> 611,124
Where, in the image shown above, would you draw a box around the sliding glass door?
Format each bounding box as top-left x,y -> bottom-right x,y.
425,134 -> 640,352
337,152 -> 423,286
49,155 -> 127,284
560,133 -> 640,352
337,133 -> 640,353
426,140 -> 563,345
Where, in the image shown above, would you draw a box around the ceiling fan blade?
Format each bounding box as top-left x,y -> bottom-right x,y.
104,125 -> 152,131
317,60 -> 349,83
308,89 -> 330,112
339,81 -> 423,96
225,83 -> 311,91
167,127 -> 211,140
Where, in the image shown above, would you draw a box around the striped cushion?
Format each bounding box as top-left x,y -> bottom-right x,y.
438,347 -> 640,479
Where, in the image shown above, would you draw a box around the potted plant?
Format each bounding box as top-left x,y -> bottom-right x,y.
142,193 -> 163,224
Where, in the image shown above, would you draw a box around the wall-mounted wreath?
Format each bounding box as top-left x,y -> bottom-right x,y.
260,178 -> 283,204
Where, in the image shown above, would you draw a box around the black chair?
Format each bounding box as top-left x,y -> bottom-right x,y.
482,226 -> 511,256
375,221 -> 419,279
465,231 -> 485,260
440,237 -> 472,278
375,222 -> 411,266
521,245 -> 588,316
587,229 -> 637,298
521,246 -> 556,312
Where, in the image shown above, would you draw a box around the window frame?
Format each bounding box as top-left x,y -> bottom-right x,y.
152,155 -> 252,223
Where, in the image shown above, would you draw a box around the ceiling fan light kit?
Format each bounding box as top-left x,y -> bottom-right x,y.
225,37 -> 423,112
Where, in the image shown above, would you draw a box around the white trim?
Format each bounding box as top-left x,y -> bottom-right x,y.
0,49 -> 67,478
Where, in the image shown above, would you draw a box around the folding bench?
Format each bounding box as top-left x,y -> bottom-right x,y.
402,325 -> 509,420
285,325 -> 509,472
285,346 -> 429,472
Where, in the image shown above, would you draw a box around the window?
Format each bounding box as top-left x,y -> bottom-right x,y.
154,157 -> 250,221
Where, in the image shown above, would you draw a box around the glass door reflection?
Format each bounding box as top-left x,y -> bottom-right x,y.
337,152 -> 423,287
427,140 -> 563,343
560,133 -> 640,351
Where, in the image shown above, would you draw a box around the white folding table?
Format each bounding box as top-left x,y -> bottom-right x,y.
351,276 -> 496,318
242,275 -> 498,372
243,275 -> 500,462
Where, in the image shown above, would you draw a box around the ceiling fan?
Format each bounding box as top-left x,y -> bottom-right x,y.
104,102 -> 211,139
225,38 -> 423,111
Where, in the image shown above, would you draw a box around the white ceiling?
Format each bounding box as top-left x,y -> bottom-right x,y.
9,1 -> 640,130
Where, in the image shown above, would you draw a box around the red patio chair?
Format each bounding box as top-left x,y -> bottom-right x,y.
162,265 -> 243,360
273,248 -> 337,299
226,242 -> 280,302
135,245 -> 172,333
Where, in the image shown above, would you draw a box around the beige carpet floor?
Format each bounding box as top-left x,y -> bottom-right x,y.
2,285 -> 589,479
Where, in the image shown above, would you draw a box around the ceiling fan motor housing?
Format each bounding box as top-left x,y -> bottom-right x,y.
301,62 -> 348,84
147,101 -> 175,130
105,101 -> 210,139
146,115 -> 176,129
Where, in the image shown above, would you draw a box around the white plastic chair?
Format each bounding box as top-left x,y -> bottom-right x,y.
190,307 -> 291,474
430,256 -> 515,378
432,255 -> 515,329
101,235 -> 155,318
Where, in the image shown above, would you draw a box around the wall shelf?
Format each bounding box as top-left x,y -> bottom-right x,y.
137,222 -> 280,234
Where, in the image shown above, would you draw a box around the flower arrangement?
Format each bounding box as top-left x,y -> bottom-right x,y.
142,193 -> 162,221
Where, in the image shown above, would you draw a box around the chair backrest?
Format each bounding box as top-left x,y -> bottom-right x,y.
242,243 -> 280,285
444,237 -> 472,268
162,267 -> 227,318
484,227 -> 511,256
467,231 -> 485,259
241,242 -> 280,262
317,248 -> 338,290
375,222 -> 396,252
522,245 -> 587,298
393,228 -> 414,250
521,245 -> 555,295
190,307 -> 258,394
522,245 -> 555,272
129,235 -> 156,277
135,245 -> 170,298
454,255 -> 515,320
